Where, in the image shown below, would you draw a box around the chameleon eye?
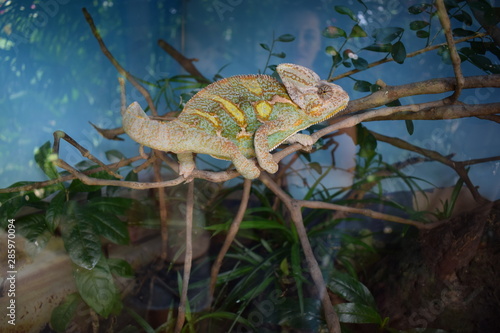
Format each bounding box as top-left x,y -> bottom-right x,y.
317,84 -> 334,100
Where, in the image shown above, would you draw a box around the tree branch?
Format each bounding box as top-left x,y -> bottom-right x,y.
436,0 -> 465,102
330,34 -> 485,81
82,8 -> 158,116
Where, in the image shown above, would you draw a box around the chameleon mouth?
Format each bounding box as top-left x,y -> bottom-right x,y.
314,102 -> 348,125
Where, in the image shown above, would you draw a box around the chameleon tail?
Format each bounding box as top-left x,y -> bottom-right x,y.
122,102 -> 183,152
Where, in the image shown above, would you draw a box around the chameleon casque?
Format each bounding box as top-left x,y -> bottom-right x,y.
122,63 -> 349,179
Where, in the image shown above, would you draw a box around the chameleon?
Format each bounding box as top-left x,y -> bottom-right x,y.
121,63 -> 349,179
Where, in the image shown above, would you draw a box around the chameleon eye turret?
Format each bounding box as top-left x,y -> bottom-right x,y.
122,64 -> 349,179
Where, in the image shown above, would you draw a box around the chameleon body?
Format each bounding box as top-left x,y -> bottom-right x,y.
122,63 -> 349,179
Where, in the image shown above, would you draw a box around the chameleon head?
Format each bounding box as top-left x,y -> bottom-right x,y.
276,63 -> 349,121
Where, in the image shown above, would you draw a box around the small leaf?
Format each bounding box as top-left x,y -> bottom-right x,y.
405,119 -> 415,135
353,80 -> 372,92
322,26 -> 347,38
408,3 -> 431,14
105,150 -> 125,163
335,303 -> 382,324
409,20 -> 429,30
391,41 -> 407,64
325,45 -> 338,56
454,10 -> 473,26
308,162 -> 322,175
125,169 -> 138,181
349,24 -> 367,38
50,293 -> 82,333
276,34 -> 295,42
342,61 -> 352,68
86,211 -> 130,245
439,45 -> 452,64
87,197 -> 133,215
335,5 -> 358,22
271,52 -> 286,58
352,57 -> 369,70
363,43 -> 392,53
34,141 -> 60,180
73,256 -> 122,318
259,43 -> 270,51
372,27 -> 404,43
453,28 -> 476,37
416,30 -> 430,38
108,258 -> 134,278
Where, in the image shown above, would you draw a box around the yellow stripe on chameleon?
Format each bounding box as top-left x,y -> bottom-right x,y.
193,110 -> 221,128
210,95 -> 246,126
240,77 -> 263,95
255,101 -> 272,119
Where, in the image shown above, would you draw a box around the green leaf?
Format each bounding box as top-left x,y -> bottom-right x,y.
322,26 -> 347,38
454,10 -> 473,26
453,28 -> 476,37
329,271 -> 377,307
125,169 -> 138,181
325,45 -> 338,56
87,197 -> 133,215
34,141 -> 60,180
50,293 -> 82,333
271,52 -> 286,58
0,182 -> 46,225
108,258 -> 134,278
105,150 -> 125,162
276,34 -> 295,42
356,124 -> 377,159
408,3 -> 431,14
335,5 -> 357,22
89,212 -> 129,244
409,20 -> 429,30
308,162 -> 322,175
391,41 -> 407,64
353,80 -> 372,92
61,206 -> 102,269
372,27 -> 404,43
363,43 -> 392,53
73,256 -> 122,318
349,24 -> 367,38
405,119 -> 415,135
16,213 -> 51,244
352,57 -> 369,70
45,191 -> 66,232
335,303 -> 382,324
259,43 -> 270,51
416,30 -> 430,38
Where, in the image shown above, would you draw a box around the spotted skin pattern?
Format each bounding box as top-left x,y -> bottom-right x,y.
122,63 -> 349,179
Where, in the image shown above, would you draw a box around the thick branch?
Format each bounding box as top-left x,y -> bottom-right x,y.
259,173 -> 341,333
436,0 -> 465,101
158,39 -> 211,84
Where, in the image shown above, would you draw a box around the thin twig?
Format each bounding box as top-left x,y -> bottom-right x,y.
153,154 -> 169,263
174,181 -> 195,333
436,0 -> 465,102
330,33 -> 484,81
369,130 -> 490,202
82,8 -> 158,115
209,179 -> 252,301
